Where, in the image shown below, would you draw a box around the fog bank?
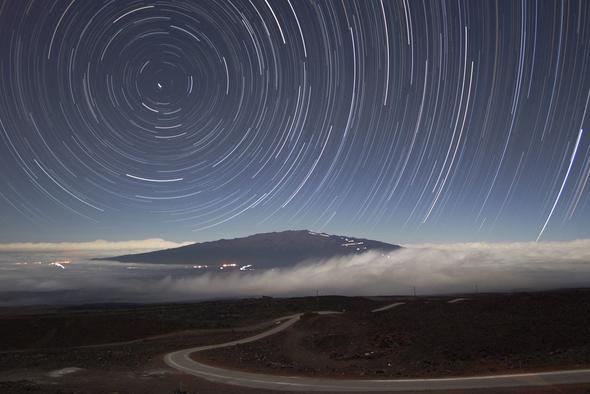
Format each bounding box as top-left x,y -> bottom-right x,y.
1,239 -> 589,305
0,239 -> 193,252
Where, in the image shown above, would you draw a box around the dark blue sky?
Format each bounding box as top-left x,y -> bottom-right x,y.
0,0 -> 589,244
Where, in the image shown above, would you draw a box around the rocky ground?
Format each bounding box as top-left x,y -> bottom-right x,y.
197,289 -> 590,379
0,295 -> 371,351
1,291 -> 590,393
0,296 -> 370,393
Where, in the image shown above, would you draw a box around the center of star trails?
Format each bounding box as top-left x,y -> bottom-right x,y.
125,174 -> 183,183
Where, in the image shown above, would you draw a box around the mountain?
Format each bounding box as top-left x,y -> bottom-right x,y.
98,230 -> 400,269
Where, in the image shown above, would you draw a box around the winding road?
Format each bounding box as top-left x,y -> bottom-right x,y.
164,312 -> 590,392
371,302 -> 405,313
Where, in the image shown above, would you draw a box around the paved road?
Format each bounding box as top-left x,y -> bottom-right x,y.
164,312 -> 590,392
371,302 -> 405,313
447,298 -> 468,304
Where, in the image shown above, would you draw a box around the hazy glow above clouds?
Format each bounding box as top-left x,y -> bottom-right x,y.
0,239 -> 193,252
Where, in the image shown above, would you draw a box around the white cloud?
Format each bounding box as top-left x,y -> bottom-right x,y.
157,239 -> 590,297
1,239 -> 589,305
0,239 -> 193,252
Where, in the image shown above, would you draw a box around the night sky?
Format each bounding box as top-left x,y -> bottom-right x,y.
0,0 -> 589,244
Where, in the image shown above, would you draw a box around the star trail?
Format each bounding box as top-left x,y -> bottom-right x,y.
0,0 -> 589,243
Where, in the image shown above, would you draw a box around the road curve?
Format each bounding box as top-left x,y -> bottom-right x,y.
164,312 -> 590,392
371,302 -> 405,313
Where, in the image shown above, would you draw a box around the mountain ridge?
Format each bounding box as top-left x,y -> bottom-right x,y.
97,230 -> 401,269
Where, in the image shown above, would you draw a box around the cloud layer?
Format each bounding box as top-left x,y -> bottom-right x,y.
0,239 -> 193,252
160,239 -> 590,297
0,239 -> 589,305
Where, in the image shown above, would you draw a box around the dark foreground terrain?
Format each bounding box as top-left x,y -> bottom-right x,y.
196,289 -> 590,380
1,290 -> 590,393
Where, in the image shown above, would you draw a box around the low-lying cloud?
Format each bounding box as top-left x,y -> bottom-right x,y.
160,239 -> 590,297
1,239 -> 589,305
0,239 -> 193,252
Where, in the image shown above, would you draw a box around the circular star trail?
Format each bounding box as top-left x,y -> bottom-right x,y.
0,0 -> 589,242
